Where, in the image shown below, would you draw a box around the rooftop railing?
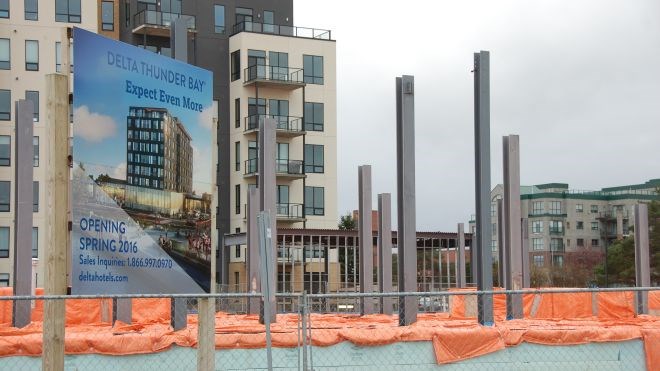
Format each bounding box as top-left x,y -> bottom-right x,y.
232,21 -> 332,40
133,10 -> 196,30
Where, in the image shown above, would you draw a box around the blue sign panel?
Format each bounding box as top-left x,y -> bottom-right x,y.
72,28 -> 213,294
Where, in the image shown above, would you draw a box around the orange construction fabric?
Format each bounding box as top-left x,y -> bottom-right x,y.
0,288 -> 658,370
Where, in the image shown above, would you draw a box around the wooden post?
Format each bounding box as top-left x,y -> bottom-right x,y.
42,73 -> 69,371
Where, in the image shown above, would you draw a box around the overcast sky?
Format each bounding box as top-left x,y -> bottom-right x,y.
294,0 -> 660,231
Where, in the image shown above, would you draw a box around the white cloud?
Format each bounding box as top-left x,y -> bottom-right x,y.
198,105 -> 215,131
112,162 -> 126,180
74,106 -> 118,142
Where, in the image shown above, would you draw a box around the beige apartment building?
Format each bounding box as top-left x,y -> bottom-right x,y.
491,179 -> 660,269
226,28 -> 337,287
0,0 -> 117,287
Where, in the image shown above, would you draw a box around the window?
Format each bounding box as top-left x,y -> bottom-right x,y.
0,181 -> 9,211
235,184 -> 240,215
25,0 -> 38,20
532,238 -> 543,251
532,221 -> 543,233
234,98 -> 240,128
159,0 -> 181,14
576,204 -> 583,213
55,0 -> 81,23
566,239 -> 571,247
235,245 -> 240,259
492,223 -> 497,236
234,271 -> 239,284
269,51 -> 288,81
0,0 -> 8,18
305,186 -> 324,216
214,5 -> 225,33
263,10 -> 274,33
304,102 -> 324,131
124,1 -> 129,26
491,240 -> 497,252
533,255 -> 544,267
490,202 -> 497,217
591,222 -> 599,230
304,144 -> 324,173
549,220 -> 563,234
25,40 -> 39,70
269,99 -> 289,128
55,42 -> 61,72
101,1 -> 114,31
577,238 -> 584,247
532,201 -> 543,215
230,50 -> 240,81
234,141 -> 240,171
0,90 -> 9,120
303,55 -> 323,84
235,7 -> 252,24
590,205 -> 598,213
0,227 -> 8,258
0,136 -> 9,166
591,239 -> 599,247
0,273 -> 8,286
550,238 -> 563,252
276,185 -> 289,214
26,91 -> 38,121
0,39 -> 9,69
553,255 -> 563,268
248,97 -> 265,117
576,221 -> 583,230
32,227 -> 38,258
33,136 -> 39,166
33,181 -> 38,212
549,201 -> 561,215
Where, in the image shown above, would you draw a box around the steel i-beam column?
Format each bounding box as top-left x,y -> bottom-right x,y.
457,223 -> 466,288
358,165 -> 374,315
259,116 -> 277,323
12,100 -> 34,328
503,135 -> 523,319
473,51 -> 494,326
497,199 -> 506,287
247,187 -> 261,314
634,204 -> 650,314
378,193 -> 393,314
396,75 -> 417,325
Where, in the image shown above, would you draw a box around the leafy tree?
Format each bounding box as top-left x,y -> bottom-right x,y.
338,213 -> 356,230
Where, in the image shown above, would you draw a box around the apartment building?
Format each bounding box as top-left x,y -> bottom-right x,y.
491,179 -> 660,269
0,0 -> 113,288
117,1 -> 337,288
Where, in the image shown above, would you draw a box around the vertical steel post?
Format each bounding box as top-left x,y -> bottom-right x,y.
12,100 -> 34,328
358,165 -> 374,315
396,75 -> 417,325
259,116 -> 277,323
634,204 -> 650,315
457,223 -> 466,288
112,299 -> 132,324
247,187 -> 261,314
503,135 -> 523,318
378,193 -> 393,314
473,51 -> 494,326
521,217 -> 530,288
497,199 -> 505,287
257,212 -> 274,370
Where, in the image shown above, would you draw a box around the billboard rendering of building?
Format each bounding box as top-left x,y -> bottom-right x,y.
72,28 -> 213,294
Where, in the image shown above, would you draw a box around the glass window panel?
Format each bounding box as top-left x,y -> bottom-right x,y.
214,5 -> 225,33
0,136 -> 9,166
0,39 -> 8,69
0,181 -> 9,211
55,42 -> 61,72
263,11 -> 274,24
102,1 -> 114,31
0,0 -> 8,18
33,136 -> 39,167
0,90 -> 10,120
0,227 -> 8,258
33,181 -> 38,212
25,0 -> 38,20
25,40 -> 39,70
26,91 -> 38,121
32,227 -> 38,258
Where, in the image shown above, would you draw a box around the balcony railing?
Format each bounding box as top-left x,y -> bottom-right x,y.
243,65 -> 304,85
277,203 -> 304,220
598,209 -> 630,220
549,228 -> 564,235
133,10 -> 196,31
243,159 -> 305,176
231,21 -> 332,40
244,114 -> 303,133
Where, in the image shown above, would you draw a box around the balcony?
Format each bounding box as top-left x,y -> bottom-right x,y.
243,65 -> 305,89
243,159 -> 305,179
549,228 -> 564,236
231,21 -> 332,40
597,209 -> 630,220
132,10 -> 196,37
277,203 -> 305,223
244,115 -> 305,137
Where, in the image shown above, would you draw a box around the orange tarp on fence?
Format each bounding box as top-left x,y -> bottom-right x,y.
0,288 -> 658,371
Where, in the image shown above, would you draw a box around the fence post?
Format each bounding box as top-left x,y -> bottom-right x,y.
301,291 -> 308,371
197,297 -> 215,371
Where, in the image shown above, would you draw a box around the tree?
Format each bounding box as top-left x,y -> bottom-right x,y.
649,193 -> 660,285
338,213 -> 356,230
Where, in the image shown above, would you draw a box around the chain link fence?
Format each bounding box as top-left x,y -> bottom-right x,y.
0,287 -> 657,370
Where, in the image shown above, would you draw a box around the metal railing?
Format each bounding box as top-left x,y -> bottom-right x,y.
133,10 -> 196,30
232,21 -> 332,40
277,202 -> 304,219
243,64 -> 304,84
243,159 -> 305,176
244,114 -> 303,132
